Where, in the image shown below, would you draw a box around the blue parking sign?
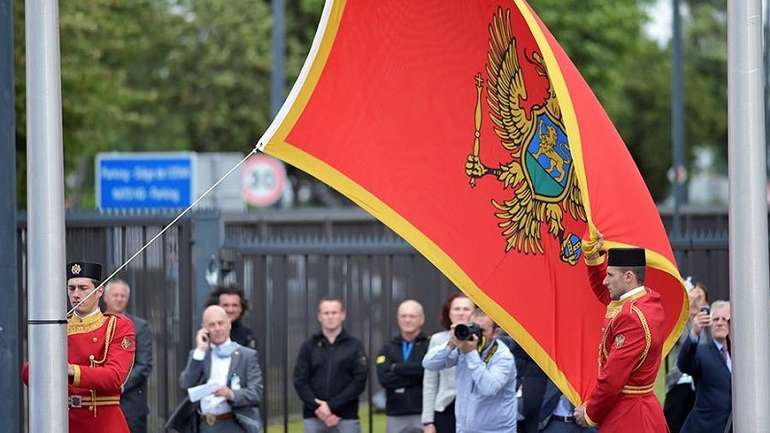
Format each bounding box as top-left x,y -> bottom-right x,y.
96,153 -> 194,210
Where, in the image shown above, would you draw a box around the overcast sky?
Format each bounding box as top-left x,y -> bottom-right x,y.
643,0 -> 673,46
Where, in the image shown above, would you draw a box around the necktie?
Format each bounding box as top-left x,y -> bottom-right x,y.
402,341 -> 414,361
720,346 -> 728,364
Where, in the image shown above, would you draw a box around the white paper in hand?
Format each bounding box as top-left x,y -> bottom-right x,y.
187,382 -> 219,402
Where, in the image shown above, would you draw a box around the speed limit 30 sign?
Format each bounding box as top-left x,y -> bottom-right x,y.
242,154 -> 287,207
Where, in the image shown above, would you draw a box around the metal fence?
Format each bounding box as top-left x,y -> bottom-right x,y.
222,208 -> 738,432
15,208 -> 740,432
17,212 -> 195,433
225,210 -> 461,432
661,206 -> 731,301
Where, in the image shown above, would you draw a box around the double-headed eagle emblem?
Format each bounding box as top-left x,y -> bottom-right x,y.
465,8 -> 586,265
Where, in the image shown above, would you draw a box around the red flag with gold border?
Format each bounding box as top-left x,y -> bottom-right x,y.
257,0 -> 687,401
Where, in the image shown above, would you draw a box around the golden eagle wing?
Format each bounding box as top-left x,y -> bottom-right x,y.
563,170 -> 587,222
486,8 -> 534,152
492,162 -> 545,254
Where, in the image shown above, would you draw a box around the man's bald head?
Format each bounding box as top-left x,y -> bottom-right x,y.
398,299 -> 424,317
203,305 -> 228,323
397,299 -> 425,340
202,305 -> 231,345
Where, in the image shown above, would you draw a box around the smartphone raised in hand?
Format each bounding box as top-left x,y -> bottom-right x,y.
197,328 -> 211,347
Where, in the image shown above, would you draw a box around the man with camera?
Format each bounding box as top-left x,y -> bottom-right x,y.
677,301 -> 732,433
422,307 -> 518,433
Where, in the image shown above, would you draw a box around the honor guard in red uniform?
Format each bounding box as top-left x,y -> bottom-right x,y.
23,262 -> 136,433
574,239 -> 669,433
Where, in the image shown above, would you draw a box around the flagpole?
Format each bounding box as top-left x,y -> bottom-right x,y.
271,0 -> 285,118
25,0 -> 68,432
728,1 -> 770,432
0,0 -> 21,431
670,0 -> 685,238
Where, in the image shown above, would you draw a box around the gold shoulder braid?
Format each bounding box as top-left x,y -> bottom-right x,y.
91,315 -> 118,367
598,321 -> 611,370
630,302 -> 652,372
87,315 -> 117,418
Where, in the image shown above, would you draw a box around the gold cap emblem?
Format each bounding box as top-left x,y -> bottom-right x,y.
70,264 -> 82,275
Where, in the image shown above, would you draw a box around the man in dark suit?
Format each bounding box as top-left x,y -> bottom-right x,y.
538,380 -> 596,433
664,281 -> 709,433
167,305 -> 263,433
496,333 -> 547,433
496,334 -> 595,433
677,300 -> 732,433
104,279 -> 154,433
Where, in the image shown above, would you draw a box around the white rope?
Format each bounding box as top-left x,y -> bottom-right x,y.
67,146 -> 259,316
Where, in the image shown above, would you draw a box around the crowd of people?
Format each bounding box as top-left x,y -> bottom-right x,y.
22,233 -> 734,433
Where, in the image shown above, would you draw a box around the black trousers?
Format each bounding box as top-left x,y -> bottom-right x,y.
519,375 -> 548,433
126,415 -> 148,433
664,383 -> 695,433
434,400 -> 456,433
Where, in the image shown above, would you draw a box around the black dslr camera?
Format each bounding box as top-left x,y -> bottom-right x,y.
454,322 -> 483,341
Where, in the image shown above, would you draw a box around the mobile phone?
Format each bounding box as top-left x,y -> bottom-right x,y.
200,330 -> 210,344
699,305 -> 710,315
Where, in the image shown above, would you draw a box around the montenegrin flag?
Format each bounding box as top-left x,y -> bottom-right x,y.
257,0 -> 687,401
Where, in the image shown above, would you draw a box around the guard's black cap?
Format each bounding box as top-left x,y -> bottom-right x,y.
607,248 -> 646,267
67,262 -> 103,281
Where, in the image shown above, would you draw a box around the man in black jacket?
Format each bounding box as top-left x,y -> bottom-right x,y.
376,300 -> 429,433
207,286 -> 259,351
104,279 -> 154,433
294,297 -> 368,433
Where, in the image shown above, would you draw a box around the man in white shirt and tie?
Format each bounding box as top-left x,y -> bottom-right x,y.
175,305 -> 263,433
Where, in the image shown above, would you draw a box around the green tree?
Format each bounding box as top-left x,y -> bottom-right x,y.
682,0 -> 727,165
14,0 -> 726,207
531,0 -> 675,200
152,0 -> 273,153
534,0 -> 729,201
14,0 -> 183,207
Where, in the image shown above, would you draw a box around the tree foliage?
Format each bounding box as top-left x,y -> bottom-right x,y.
13,0 -> 727,207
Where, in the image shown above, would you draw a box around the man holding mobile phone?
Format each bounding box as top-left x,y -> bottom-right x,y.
167,305 -> 263,433
677,301 -> 732,433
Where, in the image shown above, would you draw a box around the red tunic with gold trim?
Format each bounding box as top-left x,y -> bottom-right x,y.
23,311 -> 136,433
583,257 -> 669,433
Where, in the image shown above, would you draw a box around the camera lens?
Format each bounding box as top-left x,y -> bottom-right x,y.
454,324 -> 471,341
